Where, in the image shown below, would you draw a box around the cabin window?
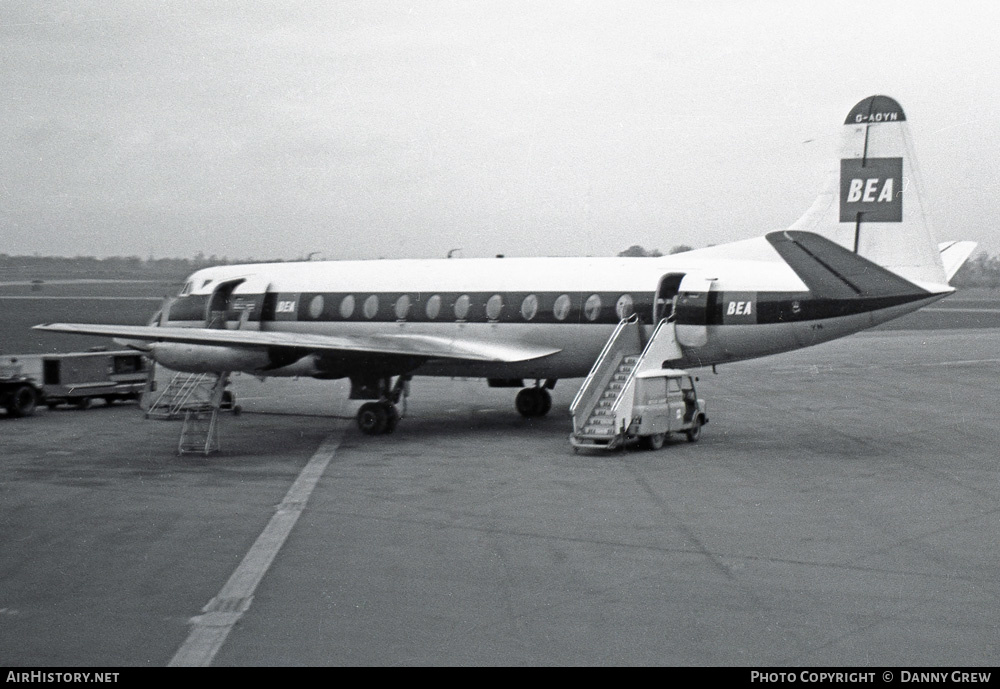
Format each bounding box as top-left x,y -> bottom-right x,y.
339,295 -> 355,319
394,295 -> 411,320
615,294 -> 634,319
425,294 -> 442,320
521,294 -> 538,321
667,378 -> 682,395
363,295 -> 379,319
486,294 -> 503,321
454,294 -> 471,320
584,294 -> 602,322
553,294 -> 571,321
309,295 -> 325,319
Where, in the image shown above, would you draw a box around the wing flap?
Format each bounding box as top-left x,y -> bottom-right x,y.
32,323 -> 561,364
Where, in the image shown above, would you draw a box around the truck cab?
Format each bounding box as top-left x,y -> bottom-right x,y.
627,369 -> 708,450
1,356 -> 42,418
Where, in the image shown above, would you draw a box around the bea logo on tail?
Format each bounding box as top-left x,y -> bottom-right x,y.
839,157 -> 903,222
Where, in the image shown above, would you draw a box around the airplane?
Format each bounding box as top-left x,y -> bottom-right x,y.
36,95 -> 976,436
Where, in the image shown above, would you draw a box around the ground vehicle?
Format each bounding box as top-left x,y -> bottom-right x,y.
0,357 -> 43,418
626,369 -> 708,450
41,350 -> 150,409
571,366 -> 708,451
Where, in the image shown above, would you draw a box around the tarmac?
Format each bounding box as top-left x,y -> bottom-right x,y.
1,328 -> 998,666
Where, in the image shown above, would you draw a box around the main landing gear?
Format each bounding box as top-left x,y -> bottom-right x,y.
515,380 -> 555,418
355,375 -> 410,435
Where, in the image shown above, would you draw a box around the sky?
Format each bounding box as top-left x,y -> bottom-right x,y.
1,0 -> 998,261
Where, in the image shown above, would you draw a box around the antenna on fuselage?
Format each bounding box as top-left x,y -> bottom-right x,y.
447,248 -> 462,258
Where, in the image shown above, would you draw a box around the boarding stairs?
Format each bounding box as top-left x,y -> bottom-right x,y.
570,316 -> 683,450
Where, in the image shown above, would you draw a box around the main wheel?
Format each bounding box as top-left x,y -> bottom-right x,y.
642,433 -> 666,451
357,402 -> 388,435
383,403 -> 400,433
75,396 -> 91,410
515,388 -> 551,418
537,388 -> 552,416
7,385 -> 38,418
686,417 -> 702,443
515,388 -> 540,417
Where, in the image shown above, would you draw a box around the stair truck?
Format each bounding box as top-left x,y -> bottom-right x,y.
570,315 -> 708,451
572,366 -> 708,452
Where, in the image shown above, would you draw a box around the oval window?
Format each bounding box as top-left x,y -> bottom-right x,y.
425,294 -> 442,320
308,295 -> 325,319
363,294 -> 379,319
454,294 -> 471,320
394,294 -> 411,320
615,294 -> 634,320
553,294 -> 571,321
486,294 -> 503,321
520,294 -> 539,321
339,294 -> 355,319
584,294 -> 602,322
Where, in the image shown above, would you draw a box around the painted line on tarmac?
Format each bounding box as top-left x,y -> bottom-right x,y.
168,426 -> 347,667
0,295 -> 162,300
921,307 -> 1000,313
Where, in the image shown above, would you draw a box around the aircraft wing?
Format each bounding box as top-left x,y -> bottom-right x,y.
32,323 -> 561,363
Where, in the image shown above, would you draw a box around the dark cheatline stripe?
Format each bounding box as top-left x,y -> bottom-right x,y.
167,288 -> 934,329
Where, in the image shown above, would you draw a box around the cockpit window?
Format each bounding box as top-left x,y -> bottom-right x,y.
179,281 -> 192,296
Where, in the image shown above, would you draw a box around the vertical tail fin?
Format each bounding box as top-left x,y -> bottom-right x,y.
789,95 -> 950,288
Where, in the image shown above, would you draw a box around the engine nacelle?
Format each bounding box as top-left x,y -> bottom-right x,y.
150,343 -> 271,374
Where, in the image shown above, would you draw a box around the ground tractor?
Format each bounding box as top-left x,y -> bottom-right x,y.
0,357 -> 43,418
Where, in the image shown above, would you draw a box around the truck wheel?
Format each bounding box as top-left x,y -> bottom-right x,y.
8,385 -> 38,418
686,417 -> 702,443
642,433 -> 666,450
76,397 -> 92,410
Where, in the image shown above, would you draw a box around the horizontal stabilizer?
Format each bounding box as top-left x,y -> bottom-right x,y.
938,241 -> 978,282
766,230 -> 931,299
32,323 -> 561,364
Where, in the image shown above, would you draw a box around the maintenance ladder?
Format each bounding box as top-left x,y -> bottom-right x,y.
144,366 -> 231,455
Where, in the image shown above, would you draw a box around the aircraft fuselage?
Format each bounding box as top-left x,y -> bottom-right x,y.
150,238 -> 944,380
